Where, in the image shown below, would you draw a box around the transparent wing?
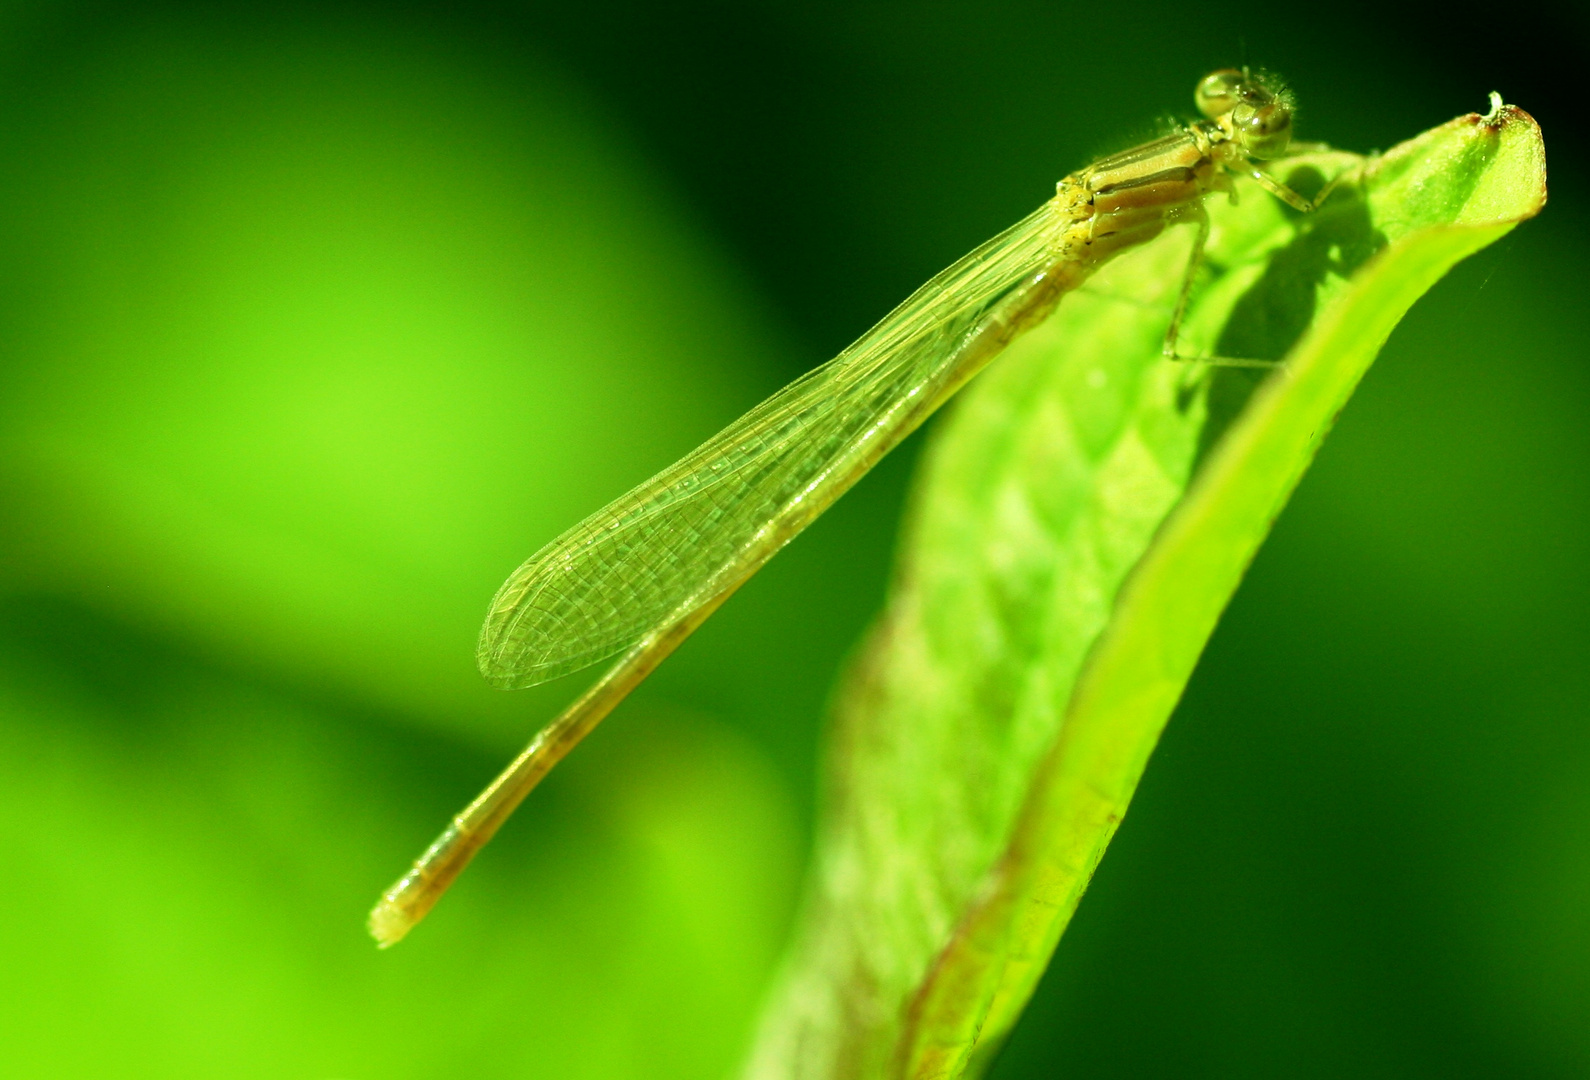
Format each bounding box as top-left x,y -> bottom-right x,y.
478,200 -> 1064,688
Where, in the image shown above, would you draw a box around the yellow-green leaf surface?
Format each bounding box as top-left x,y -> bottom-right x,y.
744,103 -> 1546,1080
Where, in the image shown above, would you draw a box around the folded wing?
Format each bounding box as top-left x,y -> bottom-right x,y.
477,202 -> 1062,688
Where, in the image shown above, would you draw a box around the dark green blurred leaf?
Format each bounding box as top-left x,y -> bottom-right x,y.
744,106 -> 1546,1079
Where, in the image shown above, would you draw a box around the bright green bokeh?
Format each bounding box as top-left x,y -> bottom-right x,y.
0,10 -> 804,1077
0,618 -> 796,1076
0,15 -> 782,741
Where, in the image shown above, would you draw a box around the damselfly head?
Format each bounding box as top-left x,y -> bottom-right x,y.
1194,68 -> 1295,160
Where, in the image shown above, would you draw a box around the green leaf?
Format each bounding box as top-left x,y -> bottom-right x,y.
743,103 -> 1546,1079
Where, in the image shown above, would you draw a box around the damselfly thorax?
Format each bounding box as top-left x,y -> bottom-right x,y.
1064,129 -> 1232,259
1048,68 -> 1327,364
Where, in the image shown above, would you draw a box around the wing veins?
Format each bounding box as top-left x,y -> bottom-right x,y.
479,201 -> 1064,687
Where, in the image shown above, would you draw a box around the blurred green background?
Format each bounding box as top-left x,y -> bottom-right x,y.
0,1 -> 1584,1076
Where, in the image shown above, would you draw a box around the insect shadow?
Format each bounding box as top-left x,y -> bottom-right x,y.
1187,166 -> 1387,470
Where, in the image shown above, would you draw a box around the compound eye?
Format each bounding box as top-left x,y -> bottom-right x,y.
1195,69 -> 1245,118
1234,100 -> 1293,159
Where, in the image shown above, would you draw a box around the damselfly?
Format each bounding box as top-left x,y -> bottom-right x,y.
369,67 -> 1348,946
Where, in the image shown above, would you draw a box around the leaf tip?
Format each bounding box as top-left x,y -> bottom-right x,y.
1467,93 -> 1548,221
